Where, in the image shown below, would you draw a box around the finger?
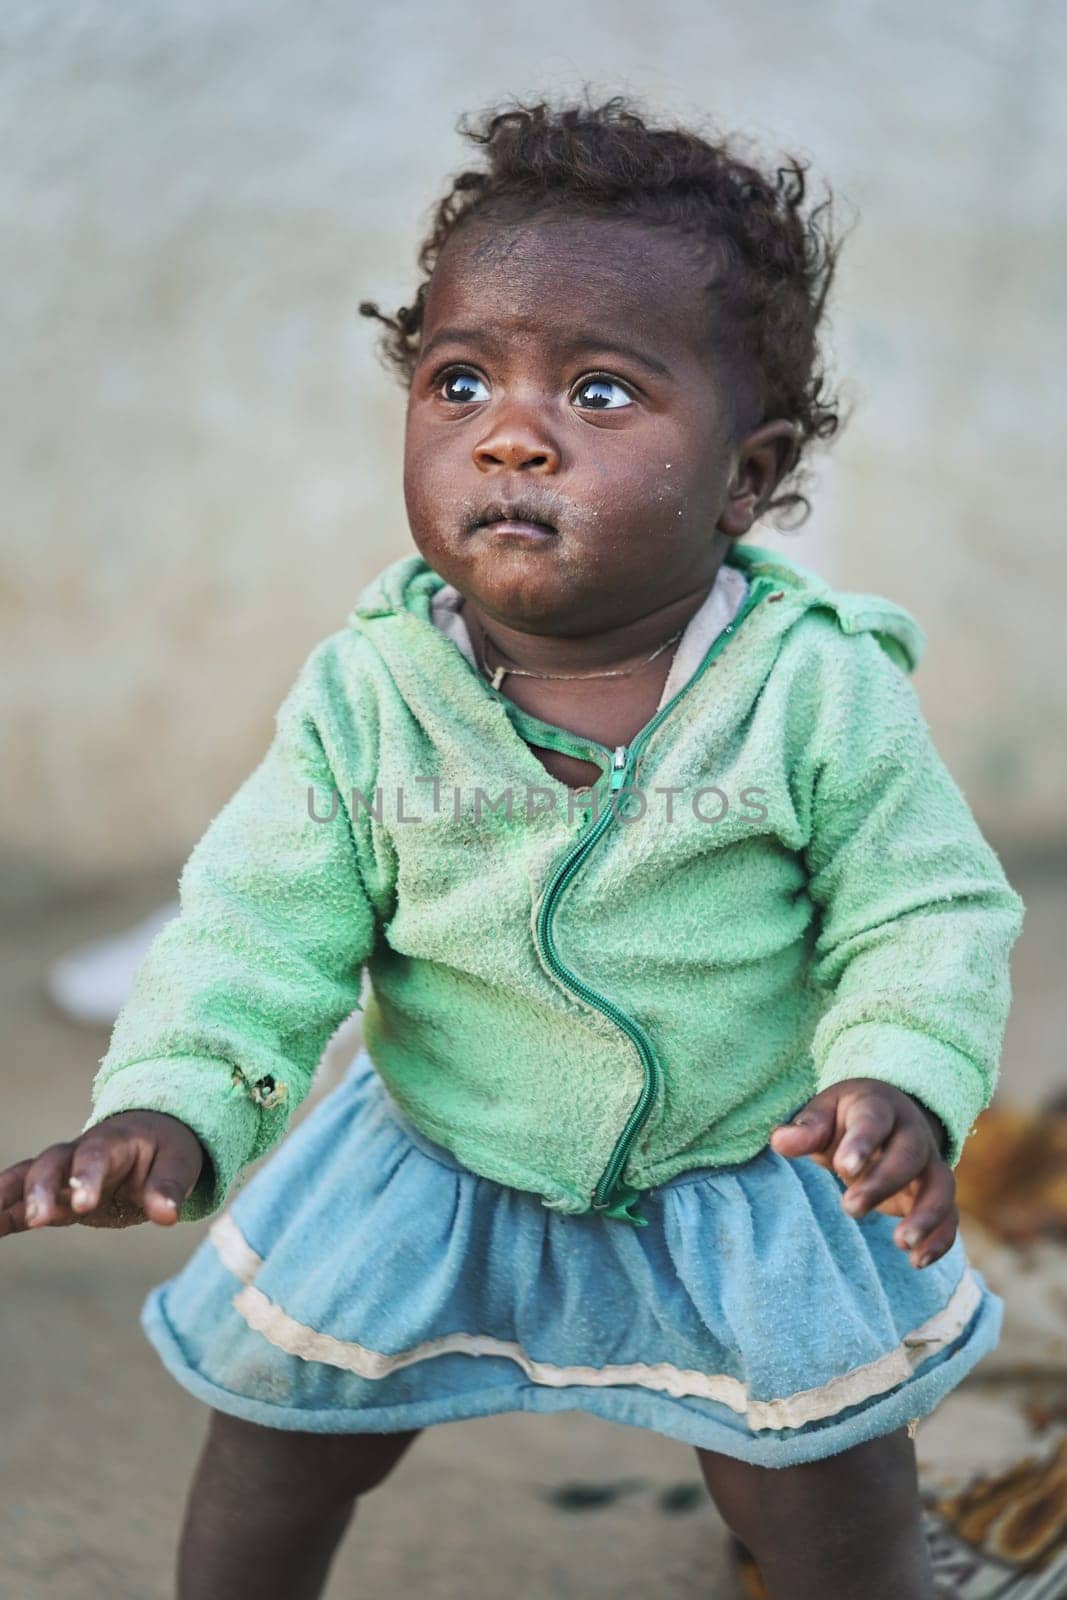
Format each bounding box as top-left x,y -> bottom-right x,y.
141,1138 -> 202,1226
832,1094 -> 896,1181
840,1125 -> 931,1217
769,1098 -> 837,1157
68,1133 -> 136,1216
22,1143 -> 76,1227
80,1191 -> 150,1229
909,1210 -> 959,1270
0,1199 -> 30,1237
892,1164 -> 957,1254
0,1159 -> 32,1212
0,1161 -> 33,1238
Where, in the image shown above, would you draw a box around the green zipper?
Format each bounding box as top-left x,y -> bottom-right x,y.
531,575 -> 776,1225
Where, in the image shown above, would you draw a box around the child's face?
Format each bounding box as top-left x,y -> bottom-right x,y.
403,214 -> 791,635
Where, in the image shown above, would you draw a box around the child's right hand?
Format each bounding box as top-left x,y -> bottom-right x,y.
0,1112 -> 205,1237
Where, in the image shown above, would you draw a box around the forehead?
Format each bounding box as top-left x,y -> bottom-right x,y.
420,214 -> 714,364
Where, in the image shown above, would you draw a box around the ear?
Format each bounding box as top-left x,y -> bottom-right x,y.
716,420 -> 798,538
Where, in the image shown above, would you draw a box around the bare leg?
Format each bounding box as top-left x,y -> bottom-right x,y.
696,1426 -> 935,1600
177,1410 -> 419,1600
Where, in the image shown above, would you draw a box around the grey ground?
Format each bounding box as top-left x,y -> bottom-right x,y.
2,854 -> 1061,1599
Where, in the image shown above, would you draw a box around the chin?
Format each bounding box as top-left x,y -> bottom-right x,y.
417,538 -> 566,623
473,574 -> 587,633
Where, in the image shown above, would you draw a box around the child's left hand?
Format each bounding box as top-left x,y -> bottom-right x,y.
769,1079 -> 956,1270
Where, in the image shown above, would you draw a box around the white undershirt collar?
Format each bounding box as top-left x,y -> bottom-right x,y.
429,561 -> 749,714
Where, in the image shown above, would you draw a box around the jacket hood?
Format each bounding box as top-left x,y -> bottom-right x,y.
349,542 -> 925,675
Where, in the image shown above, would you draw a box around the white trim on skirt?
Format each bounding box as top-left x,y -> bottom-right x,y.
208,1211 -> 981,1434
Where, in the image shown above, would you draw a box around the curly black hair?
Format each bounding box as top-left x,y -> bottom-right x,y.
360,96 -> 842,525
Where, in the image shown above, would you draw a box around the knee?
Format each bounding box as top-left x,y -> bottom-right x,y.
696,1432 -> 932,1597
203,1411 -> 418,1510
695,1450 -> 766,1549
334,1429 -> 420,1500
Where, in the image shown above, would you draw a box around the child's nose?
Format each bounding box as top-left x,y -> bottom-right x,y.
472,409 -> 561,474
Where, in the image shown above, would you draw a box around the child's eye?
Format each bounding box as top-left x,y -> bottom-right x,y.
571,376 -> 634,411
439,369 -> 490,404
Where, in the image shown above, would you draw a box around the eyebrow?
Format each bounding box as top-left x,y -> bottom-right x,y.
565,336 -> 672,378
417,326 -> 673,379
417,327 -> 490,364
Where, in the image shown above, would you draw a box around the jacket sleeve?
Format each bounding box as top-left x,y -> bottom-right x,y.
803,628 -> 1025,1168
81,640 -> 378,1220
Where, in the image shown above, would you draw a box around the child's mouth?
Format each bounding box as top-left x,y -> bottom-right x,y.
481,520 -> 556,543
469,501 -> 559,543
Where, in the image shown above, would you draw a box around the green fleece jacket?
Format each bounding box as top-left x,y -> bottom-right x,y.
83,543 -> 1025,1223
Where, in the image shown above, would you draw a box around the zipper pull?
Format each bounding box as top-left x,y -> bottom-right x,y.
609,744 -> 629,792
602,1190 -> 648,1227
596,1180 -> 649,1226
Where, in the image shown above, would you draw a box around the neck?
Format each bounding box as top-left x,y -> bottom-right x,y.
463,564 -> 728,679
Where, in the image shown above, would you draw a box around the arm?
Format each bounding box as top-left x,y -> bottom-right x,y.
799,628 -> 1025,1170
79,637 -> 378,1221
770,625 -> 1024,1268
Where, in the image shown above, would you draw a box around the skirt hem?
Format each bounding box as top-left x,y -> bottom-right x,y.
141,1274 -> 1003,1468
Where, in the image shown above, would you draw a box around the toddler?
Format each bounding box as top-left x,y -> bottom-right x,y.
0,99 -> 1025,1600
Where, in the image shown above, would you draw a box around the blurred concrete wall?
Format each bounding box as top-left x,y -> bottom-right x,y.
2,0 -> 1064,904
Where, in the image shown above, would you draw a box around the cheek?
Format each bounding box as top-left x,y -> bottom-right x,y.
402,417 -> 451,528
642,422 -> 733,529
582,432 -> 721,538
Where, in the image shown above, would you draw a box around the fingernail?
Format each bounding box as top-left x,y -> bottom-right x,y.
840,1152 -> 862,1176
24,1199 -> 39,1223
917,1253 -> 932,1268
843,1193 -> 862,1212
902,1226 -> 921,1247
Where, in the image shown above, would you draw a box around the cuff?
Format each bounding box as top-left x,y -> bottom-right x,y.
81,1057 -> 260,1222
814,1022 -> 991,1169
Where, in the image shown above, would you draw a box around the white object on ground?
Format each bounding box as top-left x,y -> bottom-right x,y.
47,900 -> 181,1026
46,901 -> 368,1088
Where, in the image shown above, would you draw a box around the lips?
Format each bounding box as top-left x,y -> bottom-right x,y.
480,520 -> 557,543
470,500 -> 559,537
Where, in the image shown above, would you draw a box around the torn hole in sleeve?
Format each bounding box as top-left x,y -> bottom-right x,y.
231,1066 -> 289,1111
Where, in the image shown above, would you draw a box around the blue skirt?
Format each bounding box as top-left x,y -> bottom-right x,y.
142,1048 -> 1003,1468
